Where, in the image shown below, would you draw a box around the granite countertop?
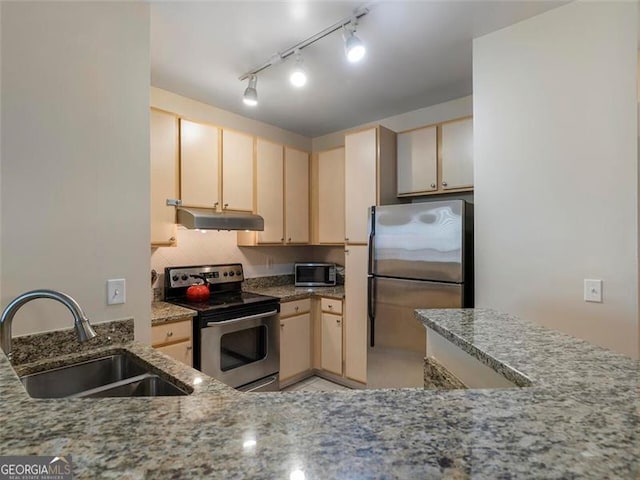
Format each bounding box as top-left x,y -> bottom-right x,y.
151,301 -> 197,326
243,284 -> 345,301
1,309 -> 638,478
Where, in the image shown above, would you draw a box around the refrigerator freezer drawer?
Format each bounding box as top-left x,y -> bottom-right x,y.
372,277 -> 463,353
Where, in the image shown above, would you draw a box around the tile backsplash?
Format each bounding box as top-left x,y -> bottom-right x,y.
151,228 -> 345,298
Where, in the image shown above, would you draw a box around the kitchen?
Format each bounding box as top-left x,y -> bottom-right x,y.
1,1 -> 639,478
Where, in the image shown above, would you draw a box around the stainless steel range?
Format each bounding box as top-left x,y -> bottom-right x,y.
164,263 -> 280,392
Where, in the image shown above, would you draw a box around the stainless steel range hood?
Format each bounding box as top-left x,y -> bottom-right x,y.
177,207 -> 264,231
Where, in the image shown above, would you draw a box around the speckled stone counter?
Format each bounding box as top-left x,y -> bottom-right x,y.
1,308 -> 638,479
244,284 -> 345,301
151,301 -> 196,326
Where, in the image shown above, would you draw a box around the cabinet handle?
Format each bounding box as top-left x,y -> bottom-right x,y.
213,202 -> 219,208
169,236 -> 176,242
281,237 -> 284,242
430,183 -> 436,189
166,331 -> 173,337
345,249 -> 349,254
442,181 -> 448,187
280,323 -> 284,328
288,237 -> 291,242
186,345 -> 192,351
328,305 -> 333,309
336,319 -> 341,324
294,306 -> 299,312
345,237 -> 349,242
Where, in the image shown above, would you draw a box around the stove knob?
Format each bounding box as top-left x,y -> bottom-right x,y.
236,270 -> 241,276
181,275 -> 188,281
223,272 -> 228,277
229,271 -> 235,277
172,275 -> 179,282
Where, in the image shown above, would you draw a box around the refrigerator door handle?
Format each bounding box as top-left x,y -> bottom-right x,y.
368,206 -> 376,275
367,275 -> 376,347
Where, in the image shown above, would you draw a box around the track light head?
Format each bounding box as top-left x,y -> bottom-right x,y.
289,51 -> 307,88
243,75 -> 258,106
344,25 -> 365,63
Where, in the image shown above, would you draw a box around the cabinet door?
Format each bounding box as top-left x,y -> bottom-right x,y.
180,119 -> 220,208
156,341 -> 193,367
150,109 -> 179,246
345,128 -> 377,244
222,130 -> 254,212
256,139 -> 284,244
397,126 -> 437,195
441,117 -> 473,190
284,147 -> 310,244
280,313 -> 312,381
321,312 -> 343,375
317,148 -> 345,244
344,245 -> 368,383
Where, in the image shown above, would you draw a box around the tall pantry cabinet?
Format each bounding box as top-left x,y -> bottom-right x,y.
343,126 -> 399,384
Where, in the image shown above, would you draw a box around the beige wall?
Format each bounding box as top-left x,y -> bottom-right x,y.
474,1 -> 639,358
312,96 -> 473,152
152,229 -> 318,280
1,3 -> 151,342
151,87 -> 311,152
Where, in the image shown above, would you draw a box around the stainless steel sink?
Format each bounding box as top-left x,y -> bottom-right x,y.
19,353 -> 189,398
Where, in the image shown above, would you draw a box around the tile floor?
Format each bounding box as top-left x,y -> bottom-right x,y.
282,376 -> 351,392
366,346 -> 425,389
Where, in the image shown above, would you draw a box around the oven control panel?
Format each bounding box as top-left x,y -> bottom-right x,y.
166,264 -> 244,288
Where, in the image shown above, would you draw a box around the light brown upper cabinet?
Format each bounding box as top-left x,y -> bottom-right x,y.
344,126 -> 398,244
222,129 -> 254,212
440,117 -> 473,190
255,138 -> 284,244
313,147 -> 345,245
180,119 -> 220,208
284,146 -> 310,244
397,116 -> 473,196
238,141 -> 309,246
150,108 -> 178,247
397,125 -> 437,195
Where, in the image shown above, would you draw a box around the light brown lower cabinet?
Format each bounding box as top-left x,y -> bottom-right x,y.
279,299 -> 312,382
321,311 -> 343,375
151,317 -> 193,367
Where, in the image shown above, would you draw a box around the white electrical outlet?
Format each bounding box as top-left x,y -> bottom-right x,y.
107,279 -> 126,305
584,279 -> 602,303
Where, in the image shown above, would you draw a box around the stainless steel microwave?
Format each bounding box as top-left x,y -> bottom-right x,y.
294,263 -> 336,287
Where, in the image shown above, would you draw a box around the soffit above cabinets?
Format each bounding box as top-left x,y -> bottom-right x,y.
151,1 -> 567,138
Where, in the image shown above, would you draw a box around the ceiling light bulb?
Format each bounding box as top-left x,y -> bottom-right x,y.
243,75 -> 258,106
289,52 -> 307,87
344,29 -> 366,63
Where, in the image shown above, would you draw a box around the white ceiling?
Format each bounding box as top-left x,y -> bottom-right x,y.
151,1 -> 566,138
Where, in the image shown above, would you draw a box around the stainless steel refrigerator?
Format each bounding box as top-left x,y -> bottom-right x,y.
366,200 -> 473,386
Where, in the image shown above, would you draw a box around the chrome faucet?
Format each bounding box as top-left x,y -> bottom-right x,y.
0,289 -> 97,361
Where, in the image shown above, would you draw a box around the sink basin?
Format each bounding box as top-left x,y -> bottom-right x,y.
19,353 -> 189,398
83,374 -> 187,397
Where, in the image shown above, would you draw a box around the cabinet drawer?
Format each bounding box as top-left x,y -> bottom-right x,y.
321,298 -> 342,315
152,319 -> 192,346
280,299 -> 311,318
156,340 -> 192,367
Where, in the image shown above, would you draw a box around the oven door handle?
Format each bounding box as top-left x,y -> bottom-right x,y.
205,309 -> 279,327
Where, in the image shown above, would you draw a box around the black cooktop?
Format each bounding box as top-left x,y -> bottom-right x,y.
166,291 -> 278,314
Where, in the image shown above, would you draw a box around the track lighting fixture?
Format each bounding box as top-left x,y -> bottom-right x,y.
239,4 -> 372,105
289,51 -> 307,88
242,75 -> 258,107
343,24 -> 366,63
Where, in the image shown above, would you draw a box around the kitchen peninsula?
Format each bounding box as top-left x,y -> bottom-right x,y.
0,308 -> 637,479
